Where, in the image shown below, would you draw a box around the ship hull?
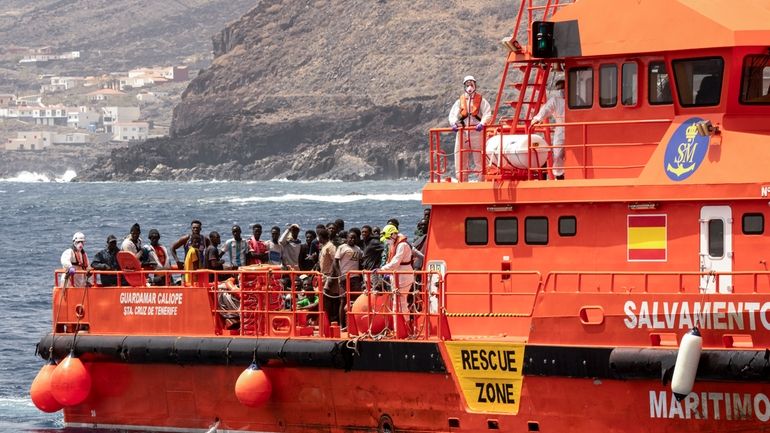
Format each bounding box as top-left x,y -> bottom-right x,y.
43,335 -> 770,432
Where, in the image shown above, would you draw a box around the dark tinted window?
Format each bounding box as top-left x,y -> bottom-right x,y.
708,219 -> 724,257
672,57 -> 724,107
740,55 -> 770,105
495,217 -> 518,245
743,213 -> 764,235
622,62 -> 638,106
466,218 -> 488,245
568,67 -> 593,109
558,216 -> 577,236
599,64 -> 618,107
525,217 -> 549,245
648,61 -> 672,105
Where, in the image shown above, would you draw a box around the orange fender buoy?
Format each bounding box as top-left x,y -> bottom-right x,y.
30,359 -> 63,413
50,353 -> 91,406
235,363 -> 272,407
351,293 -> 392,334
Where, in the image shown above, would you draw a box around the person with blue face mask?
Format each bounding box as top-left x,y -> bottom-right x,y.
532,78 -> 566,180
448,75 -> 492,181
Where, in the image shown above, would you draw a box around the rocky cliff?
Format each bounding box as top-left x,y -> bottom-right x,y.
82,0 -> 518,181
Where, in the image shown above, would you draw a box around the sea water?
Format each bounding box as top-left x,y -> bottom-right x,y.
0,177 -> 425,432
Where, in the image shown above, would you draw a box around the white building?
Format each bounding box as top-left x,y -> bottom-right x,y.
19,51 -> 80,63
41,76 -> 85,93
31,106 -> 68,126
102,106 -> 141,133
67,107 -> 101,130
53,132 -> 90,144
136,92 -> 158,103
113,122 -> 149,142
87,88 -> 126,101
5,131 -> 52,151
14,106 -> 35,120
4,131 -> 91,151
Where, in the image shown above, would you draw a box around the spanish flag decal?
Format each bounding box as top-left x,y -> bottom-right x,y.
627,215 -> 667,261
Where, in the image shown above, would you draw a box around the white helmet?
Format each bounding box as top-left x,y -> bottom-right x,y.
72,232 -> 86,243
463,75 -> 476,85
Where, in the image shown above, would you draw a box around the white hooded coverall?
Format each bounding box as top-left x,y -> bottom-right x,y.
448,94 -> 492,180
532,91 -> 565,177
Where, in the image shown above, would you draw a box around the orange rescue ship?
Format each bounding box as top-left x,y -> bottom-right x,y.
31,0 -> 770,431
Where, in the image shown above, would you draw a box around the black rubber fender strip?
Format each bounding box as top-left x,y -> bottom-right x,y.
37,334 -> 351,369
523,345 -> 770,382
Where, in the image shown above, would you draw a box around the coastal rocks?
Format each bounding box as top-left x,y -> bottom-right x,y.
80,0 -> 516,181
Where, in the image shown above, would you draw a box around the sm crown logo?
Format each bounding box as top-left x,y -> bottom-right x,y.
663,118 -> 709,181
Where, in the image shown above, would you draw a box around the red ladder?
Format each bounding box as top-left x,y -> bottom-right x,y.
492,0 -> 572,128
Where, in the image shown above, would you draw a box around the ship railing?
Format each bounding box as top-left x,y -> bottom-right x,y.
527,118 -> 671,179
344,270 -> 446,341
428,118 -> 671,183
440,270 -> 543,337
543,270 -> 770,294
52,268 -> 448,341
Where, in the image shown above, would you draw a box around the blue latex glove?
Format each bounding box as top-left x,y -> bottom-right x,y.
452,123 -> 459,132
475,123 -> 484,132
383,275 -> 390,282
67,266 -> 76,276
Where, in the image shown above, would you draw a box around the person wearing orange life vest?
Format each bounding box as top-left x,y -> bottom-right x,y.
448,75 -> 492,181
60,232 -> 92,287
377,224 -> 415,315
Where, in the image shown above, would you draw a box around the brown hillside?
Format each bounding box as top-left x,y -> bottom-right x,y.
84,0 -> 520,181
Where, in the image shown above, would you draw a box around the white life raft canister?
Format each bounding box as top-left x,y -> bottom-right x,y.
485,134 -> 549,169
671,327 -> 702,401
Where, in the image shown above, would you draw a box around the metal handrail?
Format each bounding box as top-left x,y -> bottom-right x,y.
428,117 -> 672,182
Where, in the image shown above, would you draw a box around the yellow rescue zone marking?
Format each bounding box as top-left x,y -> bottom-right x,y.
445,341 -> 525,414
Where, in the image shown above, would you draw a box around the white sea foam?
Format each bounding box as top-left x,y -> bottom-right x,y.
0,169 -> 77,183
269,178 -> 343,183
56,169 -> 77,183
199,192 -> 421,204
0,396 -> 33,407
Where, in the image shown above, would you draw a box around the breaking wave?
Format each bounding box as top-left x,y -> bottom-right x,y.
0,169 -> 76,183
268,178 -> 343,183
200,192 -> 421,204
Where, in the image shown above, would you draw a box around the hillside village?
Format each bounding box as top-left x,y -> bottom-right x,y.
0,0 -> 259,178
1,50 -> 189,151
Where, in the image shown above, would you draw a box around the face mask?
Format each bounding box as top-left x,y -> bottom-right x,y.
465,85 -> 475,94
387,238 -> 395,246
75,242 -> 84,252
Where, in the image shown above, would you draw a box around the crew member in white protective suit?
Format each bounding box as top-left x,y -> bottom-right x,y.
531,79 -> 565,179
60,232 -> 92,287
448,75 -> 492,181
377,224 -> 414,331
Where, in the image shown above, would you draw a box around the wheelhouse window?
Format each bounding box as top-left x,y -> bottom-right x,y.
742,213 -> 764,235
740,55 -> 770,104
648,61 -> 672,105
672,57 -> 724,107
495,217 -> 518,245
622,62 -> 638,106
558,216 -> 577,236
599,64 -> 618,107
568,67 -> 593,109
525,217 -> 548,245
465,218 -> 488,245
